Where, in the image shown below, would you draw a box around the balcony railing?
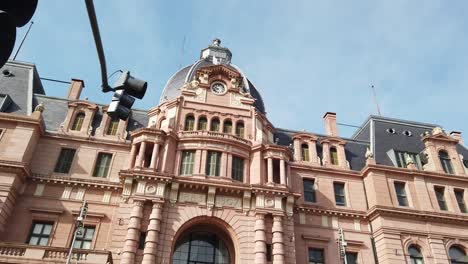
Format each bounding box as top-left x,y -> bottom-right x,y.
179,130 -> 251,145
0,242 -> 112,263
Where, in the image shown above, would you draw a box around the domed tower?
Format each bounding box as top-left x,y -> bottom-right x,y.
119,40 -> 295,264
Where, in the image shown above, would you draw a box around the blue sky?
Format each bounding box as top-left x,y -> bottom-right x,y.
12,1 -> 468,137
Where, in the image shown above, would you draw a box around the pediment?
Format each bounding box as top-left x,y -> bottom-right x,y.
197,64 -> 241,79
292,132 -> 318,141
68,100 -> 98,110
423,133 -> 459,144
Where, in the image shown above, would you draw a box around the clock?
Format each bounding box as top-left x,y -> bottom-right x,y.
211,82 -> 226,95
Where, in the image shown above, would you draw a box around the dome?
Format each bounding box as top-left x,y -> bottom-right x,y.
159,40 -> 266,114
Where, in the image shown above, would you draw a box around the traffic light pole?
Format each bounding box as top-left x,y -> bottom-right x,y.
84,0 -> 112,93
66,201 -> 89,264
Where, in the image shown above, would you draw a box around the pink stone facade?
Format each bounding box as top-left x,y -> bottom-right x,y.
0,42 -> 467,264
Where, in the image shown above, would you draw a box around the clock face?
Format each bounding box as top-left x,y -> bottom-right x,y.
211,82 -> 226,95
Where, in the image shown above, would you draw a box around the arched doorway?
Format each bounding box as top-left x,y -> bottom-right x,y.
171,220 -> 236,264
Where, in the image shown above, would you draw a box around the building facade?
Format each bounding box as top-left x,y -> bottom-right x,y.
0,40 -> 467,264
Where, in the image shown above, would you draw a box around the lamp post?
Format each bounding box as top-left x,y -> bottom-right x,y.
66,201 -> 88,264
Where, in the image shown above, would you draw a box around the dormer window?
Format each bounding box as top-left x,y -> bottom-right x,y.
71,113 -> 85,131
301,144 -> 310,161
395,150 -> 422,170
330,147 -> 339,165
235,121 -> 244,138
223,120 -> 232,134
210,118 -> 220,132
438,150 -> 454,174
198,117 -> 207,130
106,117 -> 119,136
184,115 -> 195,131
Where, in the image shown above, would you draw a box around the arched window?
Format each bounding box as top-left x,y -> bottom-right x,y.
235,121 -> 244,138
184,115 -> 195,131
449,246 -> 468,264
439,150 -> 454,174
71,112 -> 85,131
198,117 -> 207,130
301,143 -> 310,161
173,231 -> 230,264
106,117 -> 119,136
330,147 -> 339,165
223,120 -> 232,134
211,118 -> 220,132
408,245 -> 424,264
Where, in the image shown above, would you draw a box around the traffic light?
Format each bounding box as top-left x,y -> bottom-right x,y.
0,0 -> 38,67
107,71 -> 147,120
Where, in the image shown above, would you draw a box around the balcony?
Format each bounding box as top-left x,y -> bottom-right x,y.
0,242 -> 112,263
179,130 -> 251,146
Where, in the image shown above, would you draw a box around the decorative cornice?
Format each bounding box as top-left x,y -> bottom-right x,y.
292,133 -> 319,141
68,100 -> 98,110
44,132 -> 130,147
319,136 -> 347,145
30,173 -> 122,189
295,205 -> 366,219
367,205 -> 468,224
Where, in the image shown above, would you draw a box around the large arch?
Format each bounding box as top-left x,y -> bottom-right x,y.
170,215 -> 239,264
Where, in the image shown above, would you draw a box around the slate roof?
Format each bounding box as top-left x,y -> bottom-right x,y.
0,61 -> 44,115
159,59 -> 266,114
275,128 -> 370,171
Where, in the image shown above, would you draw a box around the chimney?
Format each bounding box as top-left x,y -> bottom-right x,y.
67,79 -> 85,100
450,131 -> 464,145
323,112 -> 338,137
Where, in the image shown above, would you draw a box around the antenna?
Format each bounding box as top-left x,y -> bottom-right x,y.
13,21 -> 34,60
178,35 -> 186,69
370,84 -> 382,116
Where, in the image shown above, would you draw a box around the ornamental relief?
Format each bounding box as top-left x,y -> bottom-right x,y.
179,192 -> 206,204
215,195 -> 242,209
264,151 -> 287,160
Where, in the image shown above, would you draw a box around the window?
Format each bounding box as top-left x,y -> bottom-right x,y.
92,153 -> 113,178
138,232 -> 147,250
173,232 -> 230,264
206,151 -> 221,176
301,143 -> 310,161
439,150 -> 454,174
73,226 -> 95,249
334,182 -> 346,206
184,115 -> 195,131
28,221 -> 53,246
54,148 -> 76,174
223,120 -> 232,134
395,150 -> 422,169
303,179 -> 316,203
434,186 -> 447,211
198,117 -> 207,130
266,243 -> 272,262
71,112 -> 85,131
455,189 -> 467,213
346,252 -> 358,264
235,121 -> 244,138
308,248 -> 325,264
231,156 -> 244,182
463,160 -> 468,169
330,147 -> 339,165
180,151 -> 195,175
106,117 -> 119,135
449,246 -> 468,264
210,118 -> 220,132
394,182 -> 409,206
408,245 -> 424,264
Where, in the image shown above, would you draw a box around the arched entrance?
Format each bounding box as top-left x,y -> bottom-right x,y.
171,218 -> 236,264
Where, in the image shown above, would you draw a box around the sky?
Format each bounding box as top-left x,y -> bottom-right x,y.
11,0 -> 468,138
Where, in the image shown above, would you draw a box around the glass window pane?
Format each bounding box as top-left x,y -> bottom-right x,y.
38,237 -> 49,246
42,224 -> 52,235
32,223 -> 43,234
29,236 -> 39,245
82,241 -> 91,249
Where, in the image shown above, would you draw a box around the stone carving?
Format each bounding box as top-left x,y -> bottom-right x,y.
145,184 -> 157,194
243,191 -> 251,212
215,195 -> 242,209
136,181 -> 146,194
365,147 -> 374,159
34,103 -> 44,112
432,126 -> 444,135
207,187 -> 216,208
265,198 -> 275,208
169,182 -> 179,203
179,192 -> 206,204
256,194 -> 265,208
122,177 -> 133,201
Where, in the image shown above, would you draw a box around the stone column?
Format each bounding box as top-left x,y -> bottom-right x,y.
142,202 -> 163,264
308,141 -> 317,164
220,152 -> 227,177
322,142 -> 330,165
121,200 -> 144,264
272,216 -> 285,264
293,139 -> 301,161
254,213 -> 266,264
267,158 -> 273,184
149,143 -> 160,170
337,145 -> 347,168
136,141 -> 147,168
128,144 -> 137,169
279,159 -> 286,185
226,154 -> 233,179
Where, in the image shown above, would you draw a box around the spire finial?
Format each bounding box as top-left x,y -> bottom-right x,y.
212,38 -> 221,46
